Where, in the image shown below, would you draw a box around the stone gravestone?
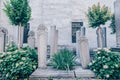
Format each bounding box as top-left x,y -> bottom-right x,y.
103,27 -> 107,47
96,27 -> 104,48
76,30 -> 81,58
115,0 -> 120,47
50,26 -> 58,58
79,37 -> 90,68
28,31 -> 35,49
54,30 -> 58,54
37,24 -> 47,68
0,30 -> 4,52
81,27 -> 86,37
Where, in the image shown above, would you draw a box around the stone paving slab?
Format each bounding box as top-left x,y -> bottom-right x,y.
29,66 -> 95,80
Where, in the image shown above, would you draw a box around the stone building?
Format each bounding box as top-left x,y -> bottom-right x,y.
0,0 -> 116,49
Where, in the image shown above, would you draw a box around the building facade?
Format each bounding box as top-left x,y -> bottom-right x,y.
0,0 -> 116,48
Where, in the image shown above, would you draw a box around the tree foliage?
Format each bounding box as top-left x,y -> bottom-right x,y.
109,14 -> 116,34
4,0 -> 31,26
87,3 -> 111,28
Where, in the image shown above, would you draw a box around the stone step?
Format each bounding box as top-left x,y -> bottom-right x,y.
29,66 -> 95,80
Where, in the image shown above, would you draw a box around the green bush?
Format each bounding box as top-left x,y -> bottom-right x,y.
6,42 -> 18,52
51,49 -> 76,71
88,48 -> 120,79
0,44 -> 38,80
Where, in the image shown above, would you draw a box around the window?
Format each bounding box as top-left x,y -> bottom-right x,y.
23,23 -> 30,43
72,22 -> 83,43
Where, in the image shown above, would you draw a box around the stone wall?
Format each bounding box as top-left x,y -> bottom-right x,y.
0,0 -> 116,48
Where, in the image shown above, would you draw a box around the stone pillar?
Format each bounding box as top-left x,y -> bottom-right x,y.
115,0 -> 120,47
54,30 -> 58,54
81,27 -> 86,37
37,24 -> 47,68
76,30 -> 81,58
96,27 -> 104,48
79,37 -> 90,68
0,30 -> 4,52
103,27 -> 107,47
28,31 -> 35,49
50,26 -> 57,57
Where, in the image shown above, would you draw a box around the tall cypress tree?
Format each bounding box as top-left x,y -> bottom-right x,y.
4,0 -> 31,49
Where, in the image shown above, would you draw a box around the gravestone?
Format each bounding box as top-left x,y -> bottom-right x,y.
79,37 -> 90,68
81,27 -> 86,37
0,30 -> 4,52
76,30 -> 81,58
103,27 -> 107,47
37,24 -> 47,68
115,0 -> 120,47
54,30 -> 58,54
50,26 -> 58,57
28,31 -> 35,49
96,27 -> 104,48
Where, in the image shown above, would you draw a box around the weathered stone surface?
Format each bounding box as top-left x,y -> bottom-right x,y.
29,66 -> 95,80
54,30 -> 58,53
28,31 -> 35,48
0,30 -> 4,52
81,27 -> 86,37
96,27 -> 104,48
0,0 -> 116,48
76,30 -> 81,58
79,37 -> 90,68
103,27 -> 107,47
37,24 -> 47,68
50,26 -> 58,57
115,0 -> 120,47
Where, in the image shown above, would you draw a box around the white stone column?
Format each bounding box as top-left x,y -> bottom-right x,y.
115,0 -> 120,47
54,30 -> 58,54
0,31 -> 4,52
79,37 -> 90,68
50,26 -> 57,57
37,24 -> 47,68
76,30 -> 81,58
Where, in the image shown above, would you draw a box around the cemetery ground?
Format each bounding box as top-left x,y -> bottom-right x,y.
1,16 -> 120,80
1,46 -> 120,80
1,0 -> 120,80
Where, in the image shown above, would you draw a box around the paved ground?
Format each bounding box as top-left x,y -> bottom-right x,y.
29,66 -> 95,80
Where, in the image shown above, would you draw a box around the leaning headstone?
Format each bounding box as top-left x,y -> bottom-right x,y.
96,27 -> 104,48
79,37 -> 90,68
103,27 -> 107,47
37,24 -> 47,68
50,26 -> 57,57
0,30 -> 4,52
115,0 -> 120,47
28,31 -> 35,49
76,30 -> 81,58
